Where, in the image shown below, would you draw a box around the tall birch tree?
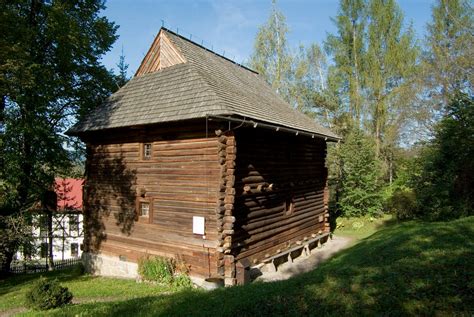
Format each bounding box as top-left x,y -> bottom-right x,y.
249,0 -> 293,101
325,0 -> 366,128
423,0 -> 473,110
365,0 -> 419,157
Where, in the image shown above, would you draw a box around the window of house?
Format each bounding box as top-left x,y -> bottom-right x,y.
40,242 -> 48,258
39,215 -> 48,238
139,202 -> 150,217
69,215 -> 79,235
71,243 -> 78,258
143,143 -> 152,159
136,198 -> 153,223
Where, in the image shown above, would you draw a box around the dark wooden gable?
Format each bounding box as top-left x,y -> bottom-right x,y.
135,30 -> 186,76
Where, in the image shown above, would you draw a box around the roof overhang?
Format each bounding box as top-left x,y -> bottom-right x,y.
207,115 -> 341,142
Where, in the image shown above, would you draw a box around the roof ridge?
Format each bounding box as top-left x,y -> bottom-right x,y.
163,29 -> 339,140
161,27 -> 258,75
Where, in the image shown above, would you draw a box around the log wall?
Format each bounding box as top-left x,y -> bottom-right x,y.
214,130 -> 237,286
232,128 -> 329,265
82,123 -> 222,278
80,120 -> 330,281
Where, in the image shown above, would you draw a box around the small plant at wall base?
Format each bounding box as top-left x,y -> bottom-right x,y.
138,256 -> 193,289
25,277 -> 73,310
138,256 -> 174,284
173,273 -> 194,289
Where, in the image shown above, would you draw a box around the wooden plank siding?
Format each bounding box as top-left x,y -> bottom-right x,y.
135,30 -> 186,76
82,124 -> 222,278
231,128 -> 329,265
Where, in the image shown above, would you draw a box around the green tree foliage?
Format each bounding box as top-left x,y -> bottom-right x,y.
324,0 -> 419,217
115,46 -> 130,88
413,93 -> 474,220
325,0 -> 366,128
250,1 -> 345,131
0,0 -> 118,274
382,147 -> 420,219
249,0 -> 293,101
0,213 -> 33,274
423,0 -> 473,109
365,0 -> 419,157
251,0 -> 472,221
335,129 -> 383,217
326,0 -> 419,154
290,44 -> 336,121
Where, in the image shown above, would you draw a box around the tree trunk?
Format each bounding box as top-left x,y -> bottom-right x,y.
389,151 -> 393,185
374,93 -> 383,157
0,250 -> 14,278
0,96 -> 5,181
375,123 -> 381,157
352,19 -> 361,127
0,95 -> 5,125
47,210 -> 54,270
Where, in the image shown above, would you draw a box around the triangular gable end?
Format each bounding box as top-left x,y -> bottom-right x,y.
135,30 -> 186,76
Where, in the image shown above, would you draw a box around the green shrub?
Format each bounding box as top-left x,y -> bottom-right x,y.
336,128 -> 384,217
138,256 -> 175,284
25,277 -> 73,310
387,188 -> 417,220
413,93 -> 474,220
72,262 -> 85,276
172,273 -> 193,289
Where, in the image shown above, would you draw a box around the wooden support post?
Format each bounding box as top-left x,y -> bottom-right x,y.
265,260 -> 277,273
303,245 -> 310,256
225,278 -> 236,287
215,130 -> 236,280
323,180 -> 330,233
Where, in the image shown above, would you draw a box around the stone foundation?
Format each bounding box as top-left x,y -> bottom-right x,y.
82,252 -> 221,289
82,252 -> 138,279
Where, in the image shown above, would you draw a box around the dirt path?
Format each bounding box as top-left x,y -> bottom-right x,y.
255,235 -> 354,282
0,307 -> 27,317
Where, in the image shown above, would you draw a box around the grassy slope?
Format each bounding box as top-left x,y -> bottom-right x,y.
3,216 -> 473,316
333,214 -> 396,240
0,268 -> 170,313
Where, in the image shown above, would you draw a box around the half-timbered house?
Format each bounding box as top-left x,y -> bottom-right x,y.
16,178 -> 84,262
68,28 -> 340,286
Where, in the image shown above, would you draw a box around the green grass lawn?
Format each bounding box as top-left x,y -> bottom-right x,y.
2,216 -> 473,316
333,214 -> 398,240
0,267 -> 171,314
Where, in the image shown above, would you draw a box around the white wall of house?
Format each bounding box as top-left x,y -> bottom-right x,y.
16,213 -> 84,261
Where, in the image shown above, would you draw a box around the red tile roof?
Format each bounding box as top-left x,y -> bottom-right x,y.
55,178 -> 83,211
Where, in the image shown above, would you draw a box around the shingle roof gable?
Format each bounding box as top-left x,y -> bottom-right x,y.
68,28 -> 339,140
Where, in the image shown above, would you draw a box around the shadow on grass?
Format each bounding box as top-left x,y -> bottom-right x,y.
38,217 -> 474,317
0,266 -> 90,297
373,215 -> 400,230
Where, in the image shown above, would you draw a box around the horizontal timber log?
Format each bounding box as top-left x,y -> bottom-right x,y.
231,128 -> 329,265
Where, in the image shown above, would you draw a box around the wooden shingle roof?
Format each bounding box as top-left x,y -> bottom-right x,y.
68,28 -> 339,140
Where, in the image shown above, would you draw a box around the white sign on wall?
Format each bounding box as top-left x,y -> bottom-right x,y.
193,216 -> 205,235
